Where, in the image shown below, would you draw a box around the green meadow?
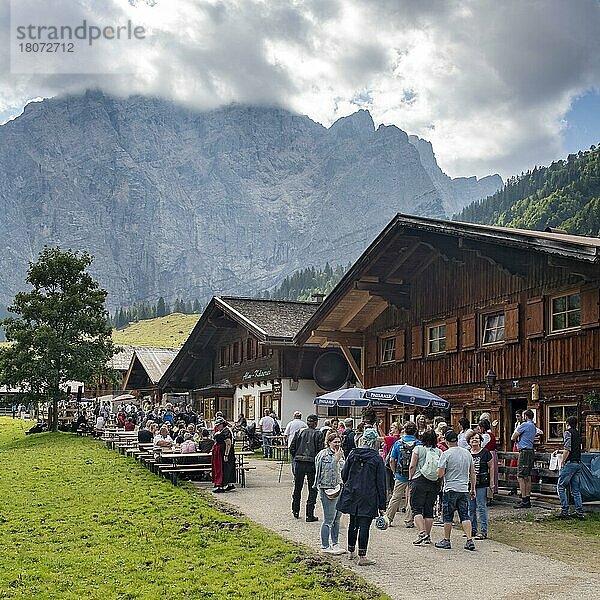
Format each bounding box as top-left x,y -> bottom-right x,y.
112,313 -> 200,348
0,418 -> 386,600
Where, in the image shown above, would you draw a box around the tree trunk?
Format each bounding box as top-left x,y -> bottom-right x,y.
50,397 -> 58,431
49,386 -> 60,432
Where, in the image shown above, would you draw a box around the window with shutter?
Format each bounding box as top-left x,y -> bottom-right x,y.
461,314 -> 476,350
411,325 -> 423,359
549,291 -> 580,333
525,297 -> 544,338
427,322 -> 446,355
381,337 -> 396,363
481,312 -> 505,345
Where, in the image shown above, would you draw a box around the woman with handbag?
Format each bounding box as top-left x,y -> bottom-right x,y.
314,431 -> 346,555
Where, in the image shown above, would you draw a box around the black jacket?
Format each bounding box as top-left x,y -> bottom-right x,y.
336,447 -> 386,518
290,427 -> 323,463
341,429 -> 356,458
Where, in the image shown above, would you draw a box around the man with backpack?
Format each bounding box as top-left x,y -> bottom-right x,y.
385,421 -> 421,527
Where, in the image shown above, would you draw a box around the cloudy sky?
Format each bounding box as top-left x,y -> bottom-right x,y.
1,0 -> 599,179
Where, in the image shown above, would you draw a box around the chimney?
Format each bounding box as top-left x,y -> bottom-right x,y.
312,293 -> 325,304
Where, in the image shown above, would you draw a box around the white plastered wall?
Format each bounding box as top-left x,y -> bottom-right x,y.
233,378 -> 322,429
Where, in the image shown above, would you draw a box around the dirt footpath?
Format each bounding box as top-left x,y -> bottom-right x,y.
211,458 -> 600,600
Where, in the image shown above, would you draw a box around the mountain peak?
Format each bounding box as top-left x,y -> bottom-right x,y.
329,109 -> 375,139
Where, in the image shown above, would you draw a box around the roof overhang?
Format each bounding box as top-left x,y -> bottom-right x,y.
295,213 -> 600,346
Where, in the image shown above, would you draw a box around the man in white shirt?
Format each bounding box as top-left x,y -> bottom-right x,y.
153,425 -> 174,459
259,409 -> 275,458
94,415 -> 105,438
284,411 -> 307,475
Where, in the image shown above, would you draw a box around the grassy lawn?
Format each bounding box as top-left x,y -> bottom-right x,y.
492,511 -> 600,573
0,418 -> 386,600
112,313 -> 200,347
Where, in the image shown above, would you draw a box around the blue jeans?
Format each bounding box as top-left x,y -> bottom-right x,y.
319,489 -> 341,548
557,462 -> 583,515
468,487 -> 488,535
262,433 -> 272,458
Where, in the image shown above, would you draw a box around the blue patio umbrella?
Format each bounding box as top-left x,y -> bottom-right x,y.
314,388 -> 390,408
364,384 -> 450,409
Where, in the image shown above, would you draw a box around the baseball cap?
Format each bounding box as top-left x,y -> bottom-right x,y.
307,414 -> 318,423
444,429 -> 458,443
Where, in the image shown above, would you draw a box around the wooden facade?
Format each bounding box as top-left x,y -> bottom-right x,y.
296,215 -> 600,451
159,297 -> 341,424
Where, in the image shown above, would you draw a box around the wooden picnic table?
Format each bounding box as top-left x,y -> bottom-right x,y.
156,450 -> 254,487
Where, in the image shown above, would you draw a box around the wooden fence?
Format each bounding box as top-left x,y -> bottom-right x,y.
497,451 -> 559,495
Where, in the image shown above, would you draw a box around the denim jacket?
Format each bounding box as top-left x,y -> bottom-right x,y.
314,447 -> 345,489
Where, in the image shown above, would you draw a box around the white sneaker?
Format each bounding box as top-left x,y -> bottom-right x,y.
321,547 -> 333,553
330,544 -> 347,555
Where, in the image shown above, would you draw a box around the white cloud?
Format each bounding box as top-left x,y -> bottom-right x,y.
1,0 -> 599,178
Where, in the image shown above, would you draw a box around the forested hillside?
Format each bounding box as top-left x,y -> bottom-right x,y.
456,146 -> 600,236
259,263 -> 347,301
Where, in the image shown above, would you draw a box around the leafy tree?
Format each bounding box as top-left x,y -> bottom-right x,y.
0,248 -> 117,431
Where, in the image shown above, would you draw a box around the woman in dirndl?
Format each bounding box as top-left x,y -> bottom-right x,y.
211,416 -> 235,493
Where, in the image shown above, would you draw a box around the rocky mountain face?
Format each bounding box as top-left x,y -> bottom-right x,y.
0,91 -> 501,311
408,135 -> 502,216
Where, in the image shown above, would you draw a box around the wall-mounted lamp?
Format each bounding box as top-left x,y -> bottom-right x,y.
485,369 -> 497,389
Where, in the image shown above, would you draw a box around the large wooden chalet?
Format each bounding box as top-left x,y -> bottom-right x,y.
296,214 -> 600,451
159,297 -> 349,424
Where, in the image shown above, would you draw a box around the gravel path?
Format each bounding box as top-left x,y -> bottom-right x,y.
205,458 -> 600,600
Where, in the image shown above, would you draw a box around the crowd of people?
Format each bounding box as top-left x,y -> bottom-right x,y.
82,400 -> 242,493
281,409 -> 555,565
45,396 -> 588,559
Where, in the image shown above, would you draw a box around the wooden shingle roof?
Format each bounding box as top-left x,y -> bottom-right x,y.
218,297 -> 320,340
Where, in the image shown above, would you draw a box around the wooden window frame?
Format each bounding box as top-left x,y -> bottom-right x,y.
546,403 -> 577,442
427,322 -> 447,356
469,409 -> 484,430
549,290 -> 581,334
380,336 -> 396,364
218,346 -> 227,368
260,391 -> 274,416
481,310 -> 505,346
